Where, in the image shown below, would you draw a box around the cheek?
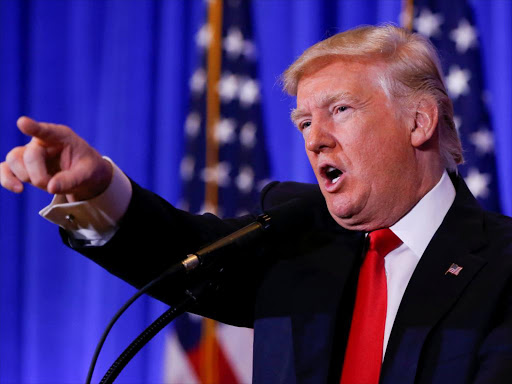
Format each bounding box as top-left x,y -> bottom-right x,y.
345,134 -> 383,173
356,116 -> 408,162
363,139 -> 411,193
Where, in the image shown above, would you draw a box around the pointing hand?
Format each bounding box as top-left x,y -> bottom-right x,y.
0,116 -> 113,202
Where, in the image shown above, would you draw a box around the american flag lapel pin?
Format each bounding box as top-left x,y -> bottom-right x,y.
445,263 -> 463,276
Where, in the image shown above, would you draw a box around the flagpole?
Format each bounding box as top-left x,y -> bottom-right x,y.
203,0 -> 223,383
205,0 -> 223,213
402,0 -> 414,30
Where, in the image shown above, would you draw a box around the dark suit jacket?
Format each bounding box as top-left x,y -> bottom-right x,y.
66,175 -> 512,383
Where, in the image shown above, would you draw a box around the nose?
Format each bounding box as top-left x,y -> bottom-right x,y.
304,119 -> 336,153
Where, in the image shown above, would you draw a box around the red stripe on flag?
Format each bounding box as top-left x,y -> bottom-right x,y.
186,335 -> 240,384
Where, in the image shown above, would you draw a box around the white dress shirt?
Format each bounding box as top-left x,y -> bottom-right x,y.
40,164 -> 456,358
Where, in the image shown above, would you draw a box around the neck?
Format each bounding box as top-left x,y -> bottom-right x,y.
360,159 -> 445,232
386,158 -> 445,229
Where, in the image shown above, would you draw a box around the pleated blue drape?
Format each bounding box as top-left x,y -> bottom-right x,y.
1,1 -> 510,383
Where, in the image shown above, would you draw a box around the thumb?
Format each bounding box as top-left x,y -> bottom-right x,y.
47,169 -> 83,195
47,158 -> 112,201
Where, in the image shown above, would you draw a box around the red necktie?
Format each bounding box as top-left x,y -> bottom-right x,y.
340,228 -> 402,384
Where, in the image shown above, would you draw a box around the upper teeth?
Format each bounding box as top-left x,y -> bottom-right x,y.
325,166 -> 342,183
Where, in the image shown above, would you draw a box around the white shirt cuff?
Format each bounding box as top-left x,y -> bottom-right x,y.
39,158 -> 132,246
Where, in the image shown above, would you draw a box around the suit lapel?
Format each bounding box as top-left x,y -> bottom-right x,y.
381,178 -> 488,384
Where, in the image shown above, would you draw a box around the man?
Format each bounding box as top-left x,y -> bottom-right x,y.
1,25 -> 512,383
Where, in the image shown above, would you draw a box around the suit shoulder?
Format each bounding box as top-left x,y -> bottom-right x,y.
258,181 -> 353,235
484,210 -> 512,247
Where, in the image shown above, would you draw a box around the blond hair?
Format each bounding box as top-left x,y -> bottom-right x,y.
283,24 -> 463,170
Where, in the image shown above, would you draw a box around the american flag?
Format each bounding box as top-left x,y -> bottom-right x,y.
445,263 -> 463,276
411,0 -> 501,212
165,0 -> 269,382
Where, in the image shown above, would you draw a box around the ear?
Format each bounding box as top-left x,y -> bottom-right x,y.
410,96 -> 439,148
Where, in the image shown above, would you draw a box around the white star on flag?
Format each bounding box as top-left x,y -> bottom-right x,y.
240,122 -> 257,148
215,118 -> 237,144
465,167 -> 491,199
470,128 -> 494,155
236,166 -> 255,193
195,24 -> 212,49
180,156 -> 195,181
450,19 -> 478,53
185,112 -> 201,138
414,8 -> 444,38
446,65 -> 471,99
239,78 -> 260,107
218,73 -> 239,103
189,68 -> 207,95
224,27 -> 245,59
201,162 -> 231,187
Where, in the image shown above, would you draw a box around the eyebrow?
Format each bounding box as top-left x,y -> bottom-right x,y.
290,91 -> 359,126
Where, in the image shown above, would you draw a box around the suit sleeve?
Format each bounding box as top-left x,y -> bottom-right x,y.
60,180 -> 269,327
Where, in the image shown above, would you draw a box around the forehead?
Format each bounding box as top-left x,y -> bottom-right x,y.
296,59 -> 384,106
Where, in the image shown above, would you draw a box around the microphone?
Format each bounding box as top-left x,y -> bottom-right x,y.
182,198 -> 313,272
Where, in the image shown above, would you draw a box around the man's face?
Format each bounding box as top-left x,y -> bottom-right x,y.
293,59 -> 419,231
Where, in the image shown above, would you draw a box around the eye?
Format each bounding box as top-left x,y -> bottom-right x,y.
299,121 -> 311,131
335,105 -> 349,113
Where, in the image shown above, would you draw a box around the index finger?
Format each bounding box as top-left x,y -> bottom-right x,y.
17,116 -> 72,145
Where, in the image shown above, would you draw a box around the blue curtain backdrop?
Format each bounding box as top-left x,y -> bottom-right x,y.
0,0 -> 510,382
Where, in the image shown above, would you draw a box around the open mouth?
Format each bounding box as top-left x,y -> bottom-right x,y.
322,165 -> 343,184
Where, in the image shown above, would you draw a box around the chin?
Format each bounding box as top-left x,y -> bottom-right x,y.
327,201 -> 356,226
326,198 -> 372,231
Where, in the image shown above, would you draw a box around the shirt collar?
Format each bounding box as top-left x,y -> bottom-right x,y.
390,170 -> 456,258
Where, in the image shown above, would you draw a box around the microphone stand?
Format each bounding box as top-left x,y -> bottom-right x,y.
85,261 -> 191,384
99,279 -> 218,384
